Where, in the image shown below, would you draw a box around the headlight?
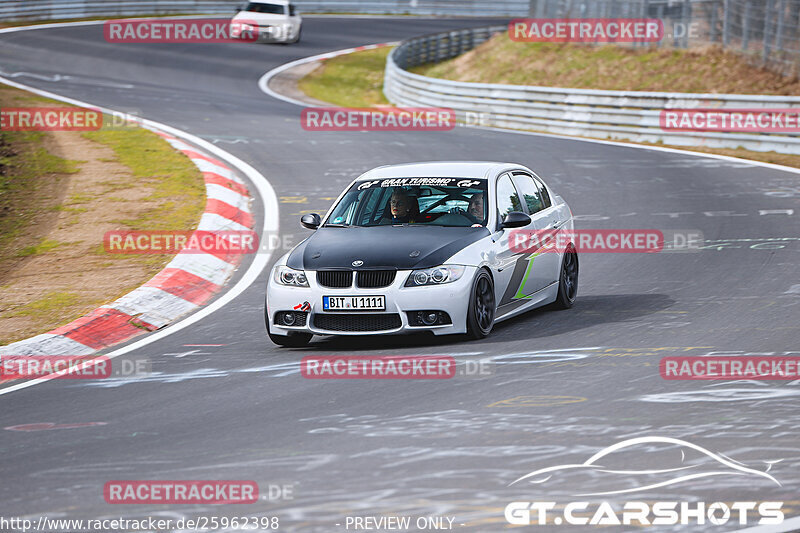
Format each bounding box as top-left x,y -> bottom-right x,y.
275,266 -> 308,287
404,265 -> 466,287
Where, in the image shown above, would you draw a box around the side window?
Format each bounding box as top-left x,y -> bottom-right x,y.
512,173 -> 544,214
532,175 -> 552,209
496,174 -> 523,223
289,4 -> 296,15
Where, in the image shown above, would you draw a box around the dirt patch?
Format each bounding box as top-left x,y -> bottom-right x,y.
0,85 -> 204,346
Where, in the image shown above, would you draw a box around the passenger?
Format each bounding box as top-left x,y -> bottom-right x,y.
467,192 -> 485,224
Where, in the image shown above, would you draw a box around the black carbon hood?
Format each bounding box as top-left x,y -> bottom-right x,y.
286,225 -> 489,271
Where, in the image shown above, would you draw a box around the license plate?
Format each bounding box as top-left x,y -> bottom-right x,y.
323,296 -> 385,311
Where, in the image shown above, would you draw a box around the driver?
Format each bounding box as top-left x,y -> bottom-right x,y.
387,189 -> 418,224
467,192 -> 485,224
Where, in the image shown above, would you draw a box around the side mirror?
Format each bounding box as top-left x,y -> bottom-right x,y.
500,211 -> 531,229
301,213 -> 321,230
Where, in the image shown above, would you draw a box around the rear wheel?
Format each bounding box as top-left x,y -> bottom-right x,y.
466,270 -> 495,339
554,244 -> 579,309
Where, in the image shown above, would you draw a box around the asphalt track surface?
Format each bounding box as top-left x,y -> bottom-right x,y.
1,16 -> 799,533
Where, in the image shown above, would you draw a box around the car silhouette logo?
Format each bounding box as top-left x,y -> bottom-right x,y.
352,260 -> 364,267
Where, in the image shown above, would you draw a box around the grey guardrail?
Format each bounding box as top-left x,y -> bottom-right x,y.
384,26 -> 800,155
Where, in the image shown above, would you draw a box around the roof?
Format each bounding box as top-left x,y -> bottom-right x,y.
356,161 -> 519,181
247,0 -> 292,5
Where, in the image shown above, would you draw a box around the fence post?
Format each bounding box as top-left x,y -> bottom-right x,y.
710,0 -> 719,42
764,0 -> 774,63
723,0 -> 730,46
742,0 -> 751,50
775,0 -> 785,51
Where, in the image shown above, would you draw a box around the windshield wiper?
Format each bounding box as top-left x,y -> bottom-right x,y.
324,224 -> 350,227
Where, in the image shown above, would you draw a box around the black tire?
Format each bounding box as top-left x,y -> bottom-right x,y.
268,331 -> 312,347
466,269 -> 495,339
554,244 -> 579,309
293,27 -> 301,43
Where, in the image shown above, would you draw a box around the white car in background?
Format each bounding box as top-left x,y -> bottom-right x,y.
231,0 -> 302,44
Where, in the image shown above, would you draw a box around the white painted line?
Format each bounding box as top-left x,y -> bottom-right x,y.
0,20 -> 279,395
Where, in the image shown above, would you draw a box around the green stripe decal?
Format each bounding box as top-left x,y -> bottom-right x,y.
513,253 -> 540,300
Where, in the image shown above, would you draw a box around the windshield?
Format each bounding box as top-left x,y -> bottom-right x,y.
244,2 -> 285,14
325,177 -> 488,228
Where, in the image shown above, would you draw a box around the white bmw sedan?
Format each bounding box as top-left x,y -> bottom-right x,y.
265,162 -> 577,346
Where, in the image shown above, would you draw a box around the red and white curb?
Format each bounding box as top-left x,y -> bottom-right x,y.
0,132 -> 254,357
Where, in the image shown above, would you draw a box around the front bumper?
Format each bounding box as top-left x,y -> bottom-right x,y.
266,268 -> 475,337
230,23 -> 297,43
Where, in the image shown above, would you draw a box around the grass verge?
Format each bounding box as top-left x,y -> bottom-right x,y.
297,46 -> 800,169
413,33 -> 800,95
298,47 -> 392,107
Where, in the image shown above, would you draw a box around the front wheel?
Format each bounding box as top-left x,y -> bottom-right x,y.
554,244 -> 579,309
268,331 -> 312,347
466,270 -> 495,339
